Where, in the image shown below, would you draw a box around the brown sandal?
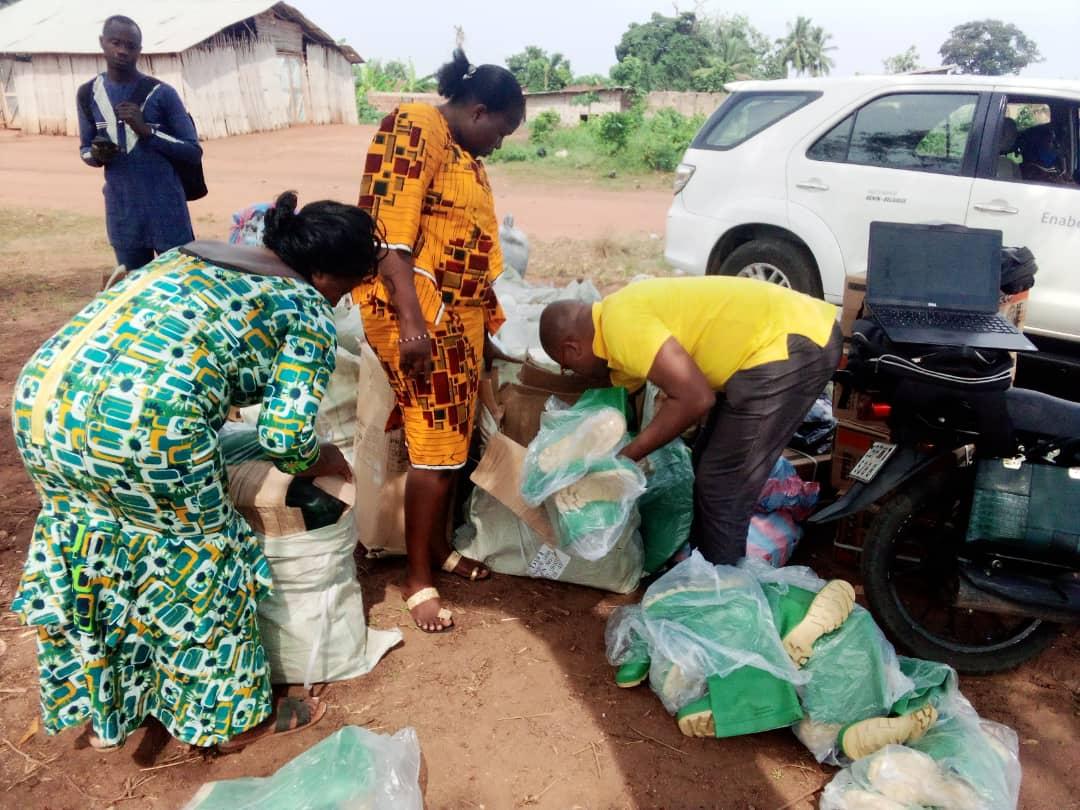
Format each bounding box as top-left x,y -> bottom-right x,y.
218,696 -> 326,754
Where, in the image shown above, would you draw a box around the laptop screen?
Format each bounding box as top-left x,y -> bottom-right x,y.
867,222 -> 1003,312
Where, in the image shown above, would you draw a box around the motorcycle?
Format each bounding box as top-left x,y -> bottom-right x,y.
811,253 -> 1080,674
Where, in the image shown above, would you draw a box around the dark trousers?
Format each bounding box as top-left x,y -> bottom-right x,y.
113,246 -> 156,271
691,324 -> 843,564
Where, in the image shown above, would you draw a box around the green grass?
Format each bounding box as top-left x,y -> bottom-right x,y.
488,108 -> 704,189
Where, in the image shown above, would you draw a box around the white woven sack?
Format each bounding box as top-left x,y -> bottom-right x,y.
257,506 -> 401,687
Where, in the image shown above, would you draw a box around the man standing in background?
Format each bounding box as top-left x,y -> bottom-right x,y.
78,15 -> 202,272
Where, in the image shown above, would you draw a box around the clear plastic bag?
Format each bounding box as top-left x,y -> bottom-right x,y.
637,438 -> 694,574
499,213 -> 530,277
183,725 -> 423,810
605,553 -> 806,714
821,703 -> 1021,810
521,403 -> 630,506
546,458 -> 646,560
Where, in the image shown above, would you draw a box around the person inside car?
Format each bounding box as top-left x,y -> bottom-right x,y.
1017,123 -> 1077,185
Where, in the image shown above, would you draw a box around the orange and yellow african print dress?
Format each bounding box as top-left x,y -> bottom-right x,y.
355,103 -> 505,470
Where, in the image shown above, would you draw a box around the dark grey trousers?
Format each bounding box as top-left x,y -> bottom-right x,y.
691,324 -> 843,564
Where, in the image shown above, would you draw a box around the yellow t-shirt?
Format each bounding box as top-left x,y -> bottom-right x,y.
592,277 -> 838,391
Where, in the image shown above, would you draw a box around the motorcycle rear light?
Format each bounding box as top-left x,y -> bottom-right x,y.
856,399 -> 891,421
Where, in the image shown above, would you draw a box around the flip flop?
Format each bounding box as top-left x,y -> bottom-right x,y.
440,550 -> 488,582
218,696 -> 326,754
405,586 -> 454,632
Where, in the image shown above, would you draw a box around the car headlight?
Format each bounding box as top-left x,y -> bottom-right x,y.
673,163 -> 695,195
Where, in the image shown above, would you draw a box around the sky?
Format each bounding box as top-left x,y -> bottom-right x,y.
298,0 -> 1078,81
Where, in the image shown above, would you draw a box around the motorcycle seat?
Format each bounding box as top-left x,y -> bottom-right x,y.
1005,387 -> 1080,439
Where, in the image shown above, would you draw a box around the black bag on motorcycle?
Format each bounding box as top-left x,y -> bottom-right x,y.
967,458 -> 1080,560
846,319 -> 1016,454
847,319 -> 1014,392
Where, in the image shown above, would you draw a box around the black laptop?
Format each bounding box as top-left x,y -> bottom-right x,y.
866,222 -> 1037,351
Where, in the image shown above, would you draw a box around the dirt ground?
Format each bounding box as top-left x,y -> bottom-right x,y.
0,125 -> 1077,810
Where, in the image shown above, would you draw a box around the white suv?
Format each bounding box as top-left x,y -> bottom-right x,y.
665,75 -> 1080,347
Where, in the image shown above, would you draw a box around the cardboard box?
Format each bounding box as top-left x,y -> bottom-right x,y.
840,273 -> 867,338
353,344 -> 409,556
470,432 -> 555,542
831,418 -> 891,493
999,290 -> 1030,381
999,289 -> 1029,330
498,383 -> 559,446
518,358 -> 592,401
831,376 -> 875,424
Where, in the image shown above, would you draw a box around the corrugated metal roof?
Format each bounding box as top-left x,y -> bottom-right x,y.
0,0 -> 362,62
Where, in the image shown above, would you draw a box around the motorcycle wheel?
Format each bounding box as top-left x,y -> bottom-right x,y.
860,469 -> 1060,674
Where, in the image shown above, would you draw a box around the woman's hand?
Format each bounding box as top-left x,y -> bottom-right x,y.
398,332 -> 434,378
297,443 -> 353,481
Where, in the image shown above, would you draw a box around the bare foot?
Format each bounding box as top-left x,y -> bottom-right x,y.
404,582 -> 454,632
75,721 -> 125,751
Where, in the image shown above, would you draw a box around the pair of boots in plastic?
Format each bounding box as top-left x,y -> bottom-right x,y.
615,579 -> 938,761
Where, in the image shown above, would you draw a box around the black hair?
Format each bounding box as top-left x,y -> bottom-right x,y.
103,15 -> 141,37
262,191 -> 382,283
436,48 -> 524,116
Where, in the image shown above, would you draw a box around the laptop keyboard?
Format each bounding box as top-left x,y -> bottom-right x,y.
872,307 -> 1017,334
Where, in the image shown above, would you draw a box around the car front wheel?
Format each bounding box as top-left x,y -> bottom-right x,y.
716,238 -> 823,299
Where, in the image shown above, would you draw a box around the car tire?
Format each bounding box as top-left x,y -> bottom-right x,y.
716,239 -> 824,298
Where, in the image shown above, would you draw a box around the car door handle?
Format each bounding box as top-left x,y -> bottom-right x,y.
973,201 -> 1019,215
796,179 -> 830,191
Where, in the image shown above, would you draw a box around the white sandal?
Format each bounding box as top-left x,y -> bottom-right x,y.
405,586 -> 453,631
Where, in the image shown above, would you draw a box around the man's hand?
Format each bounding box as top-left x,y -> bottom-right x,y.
116,102 -> 152,138
619,337 -> 715,462
89,140 -> 119,165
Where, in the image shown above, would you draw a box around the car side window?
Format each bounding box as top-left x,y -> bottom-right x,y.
694,91 -> 820,151
809,93 -> 979,176
993,97 -> 1080,190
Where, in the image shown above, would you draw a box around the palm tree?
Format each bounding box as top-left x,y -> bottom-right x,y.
808,25 -> 836,76
778,16 -> 836,77
713,28 -> 756,81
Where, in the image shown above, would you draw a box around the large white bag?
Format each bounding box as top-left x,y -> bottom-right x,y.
257,503 -> 402,688
455,489 -> 644,594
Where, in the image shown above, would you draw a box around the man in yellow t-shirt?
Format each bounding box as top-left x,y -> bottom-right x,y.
539,276 -> 842,564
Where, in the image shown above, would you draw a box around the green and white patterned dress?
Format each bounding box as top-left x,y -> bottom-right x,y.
10,248 -> 337,747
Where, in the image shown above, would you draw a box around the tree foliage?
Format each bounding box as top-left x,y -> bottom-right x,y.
506,46 -> 572,92
609,12 -> 786,93
611,12 -> 713,92
354,59 -> 435,94
776,16 -> 836,77
883,45 -> 920,74
938,19 -> 1042,75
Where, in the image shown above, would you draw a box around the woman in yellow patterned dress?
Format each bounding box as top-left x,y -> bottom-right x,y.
11,192 -> 380,751
356,50 -> 524,631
